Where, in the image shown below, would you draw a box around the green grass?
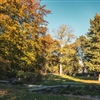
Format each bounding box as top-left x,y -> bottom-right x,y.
0,84 -> 88,100
0,74 -> 100,100
42,74 -> 100,86
42,74 -> 75,86
75,76 -> 98,80
40,74 -> 100,97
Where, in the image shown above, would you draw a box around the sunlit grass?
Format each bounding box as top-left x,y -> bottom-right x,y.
59,74 -> 100,84
43,74 -> 100,85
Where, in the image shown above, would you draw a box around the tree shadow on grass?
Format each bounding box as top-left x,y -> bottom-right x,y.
43,74 -> 80,85
43,74 -> 100,86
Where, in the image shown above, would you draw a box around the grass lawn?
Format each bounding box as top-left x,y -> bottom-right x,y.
42,74 -> 100,85
0,84 -> 89,100
0,74 -> 100,100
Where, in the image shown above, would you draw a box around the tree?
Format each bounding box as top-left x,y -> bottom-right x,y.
40,34 -> 55,73
0,57 -> 10,79
81,13 -> 100,81
62,39 -> 80,75
83,13 -> 100,80
0,0 -> 50,77
54,24 -> 76,75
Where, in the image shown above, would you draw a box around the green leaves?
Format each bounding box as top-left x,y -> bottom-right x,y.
83,13 -> 100,71
53,24 -> 78,75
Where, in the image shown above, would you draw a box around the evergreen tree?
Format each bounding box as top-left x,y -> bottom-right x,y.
84,13 -> 100,72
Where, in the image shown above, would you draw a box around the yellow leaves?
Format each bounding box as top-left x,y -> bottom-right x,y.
12,26 -> 16,30
0,0 -> 20,4
62,44 -> 76,55
0,14 -> 4,20
23,22 -> 30,28
21,52 -> 36,65
0,14 -> 10,20
0,0 -> 51,69
0,0 -> 6,4
17,45 -> 21,50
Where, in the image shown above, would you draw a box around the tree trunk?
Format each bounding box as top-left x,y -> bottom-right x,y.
60,63 -> 62,75
98,74 -> 100,81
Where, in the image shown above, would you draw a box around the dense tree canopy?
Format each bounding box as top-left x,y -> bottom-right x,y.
0,0 -> 50,77
82,13 -> 100,71
1,0 -> 100,80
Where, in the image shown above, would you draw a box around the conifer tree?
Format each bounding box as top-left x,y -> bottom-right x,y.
84,13 -> 100,73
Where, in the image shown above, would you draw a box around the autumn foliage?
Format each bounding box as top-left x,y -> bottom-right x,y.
0,0 -> 51,78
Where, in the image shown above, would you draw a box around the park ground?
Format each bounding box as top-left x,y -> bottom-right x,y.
0,74 -> 100,100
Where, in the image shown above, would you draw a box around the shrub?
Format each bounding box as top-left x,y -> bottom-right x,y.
16,70 -> 44,84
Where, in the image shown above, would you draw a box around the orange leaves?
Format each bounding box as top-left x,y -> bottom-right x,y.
0,0 -> 51,70
0,0 -> 50,35
21,0 -> 50,34
42,34 -> 54,44
22,0 -> 39,13
0,0 -> 6,4
41,34 -> 55,49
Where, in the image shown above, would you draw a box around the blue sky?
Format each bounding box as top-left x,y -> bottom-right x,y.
41,0 -> 100,38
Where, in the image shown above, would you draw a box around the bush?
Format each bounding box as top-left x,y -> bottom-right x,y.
17,70 -> 44,84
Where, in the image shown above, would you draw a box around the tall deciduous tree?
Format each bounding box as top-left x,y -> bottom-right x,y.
0,0 -> 50,77
54,24 -> 76,75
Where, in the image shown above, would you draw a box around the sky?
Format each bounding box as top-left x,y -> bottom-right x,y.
41,0 -> 100,38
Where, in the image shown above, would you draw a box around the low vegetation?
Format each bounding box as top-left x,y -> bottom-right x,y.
0,74 -> 100,100
0,84 -> 90,100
